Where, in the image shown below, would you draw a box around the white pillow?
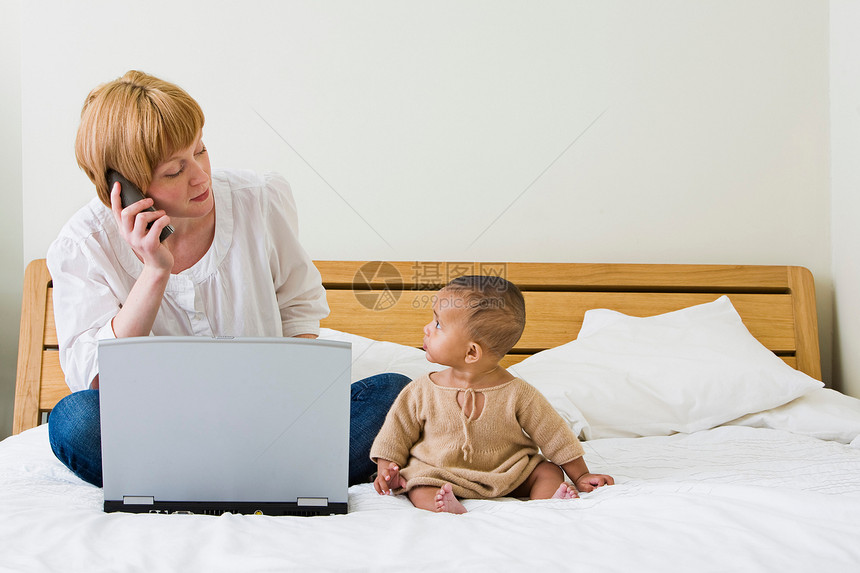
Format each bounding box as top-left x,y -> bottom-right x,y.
726,388 -> 860,444
510,296 -> 823,439
318,328 -> 440,383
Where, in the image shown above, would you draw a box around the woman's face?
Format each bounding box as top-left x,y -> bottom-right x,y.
146,131 -> 213,221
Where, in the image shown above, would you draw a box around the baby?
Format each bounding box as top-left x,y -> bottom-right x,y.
370,275 -> 613,513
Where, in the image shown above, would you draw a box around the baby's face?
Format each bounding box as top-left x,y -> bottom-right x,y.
422,292 -> 471,366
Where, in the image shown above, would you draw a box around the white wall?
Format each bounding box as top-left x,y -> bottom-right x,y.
0,0 -> 23,438
1,1 -> 847,437
831,1 -> 860,399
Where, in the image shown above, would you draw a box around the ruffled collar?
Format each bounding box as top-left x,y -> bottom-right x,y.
113,177 -> 233,289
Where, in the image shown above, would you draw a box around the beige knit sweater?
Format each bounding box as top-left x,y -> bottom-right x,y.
369,374 -> 584,499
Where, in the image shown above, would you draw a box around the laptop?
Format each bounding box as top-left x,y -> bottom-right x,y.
98,336 -> 351,516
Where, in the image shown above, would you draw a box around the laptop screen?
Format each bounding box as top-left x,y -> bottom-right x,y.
98,336 -> 351,515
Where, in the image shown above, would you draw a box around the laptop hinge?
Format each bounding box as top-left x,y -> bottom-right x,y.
123,496 -> 155,505
297,497 -> 328,507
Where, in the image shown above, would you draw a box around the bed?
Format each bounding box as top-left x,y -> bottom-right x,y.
5,259 -> 860,572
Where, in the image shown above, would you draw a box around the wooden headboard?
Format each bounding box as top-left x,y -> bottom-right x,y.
13,259 -> 821,434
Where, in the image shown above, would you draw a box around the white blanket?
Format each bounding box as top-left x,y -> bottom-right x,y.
2,424 -> 860,572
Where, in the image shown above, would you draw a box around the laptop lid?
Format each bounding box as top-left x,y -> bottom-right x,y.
98,336 -> 351,516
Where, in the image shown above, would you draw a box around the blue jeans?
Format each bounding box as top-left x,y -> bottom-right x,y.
48,372 -> 410,488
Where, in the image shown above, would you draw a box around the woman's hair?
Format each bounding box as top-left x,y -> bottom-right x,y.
441,275 -> 526,358
75,70 -> 205,206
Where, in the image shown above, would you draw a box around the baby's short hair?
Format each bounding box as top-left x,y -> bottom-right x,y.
441,275 -> 526,358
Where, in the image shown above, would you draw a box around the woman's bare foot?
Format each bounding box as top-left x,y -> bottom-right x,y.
551,483 -> 579,500
435,483 -> 467,514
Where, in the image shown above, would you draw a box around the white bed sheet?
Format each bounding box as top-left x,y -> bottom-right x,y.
2,424 -> 860,573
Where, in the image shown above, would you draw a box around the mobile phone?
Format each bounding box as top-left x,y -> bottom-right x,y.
107,170 -> 174,242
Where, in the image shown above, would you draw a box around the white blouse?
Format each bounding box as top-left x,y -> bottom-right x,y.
47,169 -> 330,392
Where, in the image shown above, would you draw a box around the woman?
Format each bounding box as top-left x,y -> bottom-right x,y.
46,70 -> 408,487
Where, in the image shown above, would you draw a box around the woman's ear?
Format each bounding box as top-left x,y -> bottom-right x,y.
464,341 -> 483,364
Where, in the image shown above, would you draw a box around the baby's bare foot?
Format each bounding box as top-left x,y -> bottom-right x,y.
435,483 -> 467,514
551,483 -> 579,500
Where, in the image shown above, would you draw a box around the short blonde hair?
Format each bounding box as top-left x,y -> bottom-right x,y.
441,275 -> 526,358
75,70 -> 205,206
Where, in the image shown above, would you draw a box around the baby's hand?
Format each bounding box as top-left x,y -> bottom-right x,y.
574,473 -> 614,492
373,460 -> 406,495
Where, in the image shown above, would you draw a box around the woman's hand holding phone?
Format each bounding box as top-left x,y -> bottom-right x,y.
107,177 -> 175,340
109,176 -> 174,274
